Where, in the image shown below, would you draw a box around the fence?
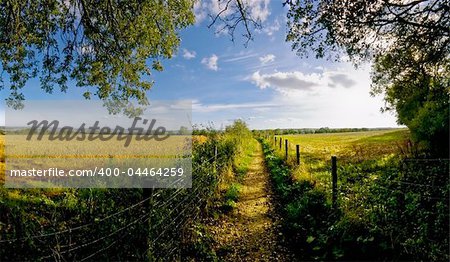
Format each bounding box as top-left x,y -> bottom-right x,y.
0,146 -> 226,261
263,134 -> 449,208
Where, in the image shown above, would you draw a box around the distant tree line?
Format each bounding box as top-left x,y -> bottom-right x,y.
253,127 -> 397,135
193,126 -> 400,136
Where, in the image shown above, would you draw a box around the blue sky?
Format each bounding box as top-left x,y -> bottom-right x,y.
0,1 -> 399,129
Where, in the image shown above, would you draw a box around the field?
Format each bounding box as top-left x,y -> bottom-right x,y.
0,123 -> 258,260
5,134 -> 190,157
284,129 -> 409,159
261,129 -> 448,260
1,128 -> 448,261
275,129 -> 409,187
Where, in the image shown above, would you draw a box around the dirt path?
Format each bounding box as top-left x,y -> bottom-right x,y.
208,142 -> 294,261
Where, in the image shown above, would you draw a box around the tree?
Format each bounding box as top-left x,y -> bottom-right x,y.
284,0 -> 449,62
282,0 -> 449,155
206,0 -> 263,46
0,0 -> 195,106
371,45 -> 449,156
179,126 -> 190,135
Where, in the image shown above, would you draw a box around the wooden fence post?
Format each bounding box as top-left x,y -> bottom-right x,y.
274,136 -> 277,146
285,139 -> 288,160
296,145 -> 300,165
331,156 -> 337,209
279,137 -> 282,150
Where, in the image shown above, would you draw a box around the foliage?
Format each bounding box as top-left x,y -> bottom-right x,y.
0,124 -> 246,260
371,47 -> 449,156
184,120 -> 256,259
260,139 -> 336,259
219,120 -> 255,212
0,0 -> 195,105
183,223 -> 219,261
261,130 -> 449,261
285,0 -> 448,62
284,0 -> 449,156
253,127 -> 386,135
224,183 -> 240,202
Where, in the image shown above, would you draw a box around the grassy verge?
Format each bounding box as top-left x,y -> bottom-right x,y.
221,136 -> 258,212
260,131 -> 449,261
260,138 -> 336,260
0,121 -> 251,261
183,120 -> 257,260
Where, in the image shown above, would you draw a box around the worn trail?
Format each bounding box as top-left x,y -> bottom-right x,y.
208,142 -> 293,261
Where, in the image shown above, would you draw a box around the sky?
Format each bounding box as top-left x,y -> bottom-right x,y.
0,0 -> 399,129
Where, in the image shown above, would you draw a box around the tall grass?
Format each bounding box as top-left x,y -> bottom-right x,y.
259,130 -> 449,261
0,121 -> 251,261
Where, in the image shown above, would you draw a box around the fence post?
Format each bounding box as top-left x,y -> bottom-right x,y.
274,136 -> 277,146
331,156 -> 337,209
296,145 -> 300,165
285,139 -> 288,160
279,137 -> 282,150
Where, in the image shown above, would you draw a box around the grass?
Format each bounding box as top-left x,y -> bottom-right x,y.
224,183 -> 241,202
283,129 -> 408,158
272,129 -> 409,188
262,129 -> 449,260
220,137 -> 258,212
233,138 -> 258,180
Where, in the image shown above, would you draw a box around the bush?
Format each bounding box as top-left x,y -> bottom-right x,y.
260,137 -> 449,261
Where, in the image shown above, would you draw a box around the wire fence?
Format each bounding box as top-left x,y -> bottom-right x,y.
0,144 -> 229,261
263,135 -> 449,210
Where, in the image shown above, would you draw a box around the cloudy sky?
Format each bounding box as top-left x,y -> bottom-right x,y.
0,1 -> 399,129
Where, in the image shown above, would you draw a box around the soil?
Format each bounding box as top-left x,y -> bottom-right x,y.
207,142 -> 294,261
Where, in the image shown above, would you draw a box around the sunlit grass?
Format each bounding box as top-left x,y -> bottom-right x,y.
271,129 -> 409,192
234,138 -> 258,180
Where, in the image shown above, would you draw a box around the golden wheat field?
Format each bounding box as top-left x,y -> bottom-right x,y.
0,134 -> 194,184
6,135 -> 190,158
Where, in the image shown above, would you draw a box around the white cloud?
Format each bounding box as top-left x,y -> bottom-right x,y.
326,72 -> 357,88
245,0 -> 271,22
249,70 -> 359,93
224,53 -> 258,63
194,0 -> 232,24
182,48 -> 196,59
194,0 -> 270,24
0,109 -> 4,126
192,100 -> 278,113
262,18 -> 280,36
192,66 -> 399,129
250,71 -> 321,92
193,1 -> 208,24
201,54 -> 219,71
259,54 -> 276,64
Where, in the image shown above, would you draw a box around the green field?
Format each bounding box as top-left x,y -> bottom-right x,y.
261,129 -> 448,260
273,129 -> 408,184
1,128 -> 448,261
